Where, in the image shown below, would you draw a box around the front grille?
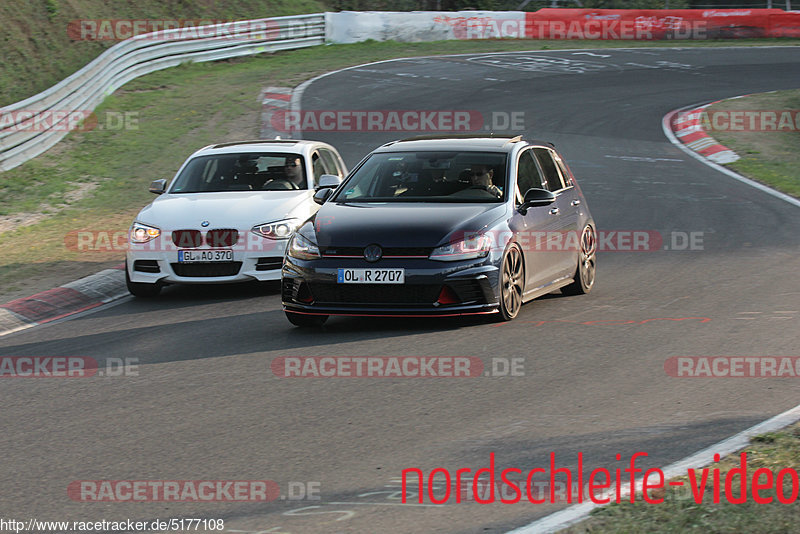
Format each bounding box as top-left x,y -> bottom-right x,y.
321,247 -> 432,258
206,229 -> 239,247
171,262 -> 242,277
172,230 -> 203,248
308,283 -> 440,305
383,247 -> 432,257
255,257 -> 283,271
133,260 -> 160,273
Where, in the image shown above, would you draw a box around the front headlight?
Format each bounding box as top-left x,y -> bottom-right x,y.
129,222 -> 161,244
251,218 -> 299,240
287,233 -> 321,260
429,233 -> 491,262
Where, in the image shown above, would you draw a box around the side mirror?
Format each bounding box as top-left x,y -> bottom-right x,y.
149,179 -> 167,195
316,174 -> 342,190
519,188 -> 556,212
313,187 -> 334,205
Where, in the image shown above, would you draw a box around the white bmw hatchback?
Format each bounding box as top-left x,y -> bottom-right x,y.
126,139 -> 346,297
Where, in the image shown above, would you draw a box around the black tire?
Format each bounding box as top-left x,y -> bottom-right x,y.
498,244 -> 524,321
562,224 -> 596,296
285,311 -> 328,327
125,263 -> 162,297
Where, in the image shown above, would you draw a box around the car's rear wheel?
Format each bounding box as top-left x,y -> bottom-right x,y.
125,262 -> 162,297
499,244 -> 524,321
285,311 -> 328,327
563,224 -> 596,296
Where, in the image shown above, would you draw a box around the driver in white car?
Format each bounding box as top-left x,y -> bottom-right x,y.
284,156 -> 305,188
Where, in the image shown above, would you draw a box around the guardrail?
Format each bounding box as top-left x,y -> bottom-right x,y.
0,14 -> 324,172
3,9 -> 799,172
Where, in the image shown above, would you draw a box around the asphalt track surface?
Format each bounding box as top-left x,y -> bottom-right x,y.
2,47 -> 799,534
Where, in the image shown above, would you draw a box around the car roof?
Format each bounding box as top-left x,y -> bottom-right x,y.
372,135 -> 554,153
189,139 -> 332,157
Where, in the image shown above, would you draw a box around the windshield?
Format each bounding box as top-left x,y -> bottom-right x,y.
169,152 -> 307,193
332,151 -> 507,203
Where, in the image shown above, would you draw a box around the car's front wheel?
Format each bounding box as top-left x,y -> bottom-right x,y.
285,311 -> 328,327
499,244 -> 524,321
563,224 -> 596,296
125,263 -> 162,297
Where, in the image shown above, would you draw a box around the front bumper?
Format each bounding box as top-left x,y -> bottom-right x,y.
281,255 -> 501,317
127,238 -> 288,284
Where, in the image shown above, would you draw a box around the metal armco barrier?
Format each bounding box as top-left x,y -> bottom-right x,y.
0,14 -> 324,172
2,9 -> 799,172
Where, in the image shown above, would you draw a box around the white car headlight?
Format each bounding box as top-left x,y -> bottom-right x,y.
251,219 -> 299,240
129,222 -> 161,244
429,234 -> 491,262
287,233 -> 321,260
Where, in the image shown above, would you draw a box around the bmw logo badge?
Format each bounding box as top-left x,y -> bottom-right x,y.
201,221 -> 210,227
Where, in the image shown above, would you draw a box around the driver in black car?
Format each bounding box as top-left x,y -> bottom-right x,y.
469,164 -> 502,197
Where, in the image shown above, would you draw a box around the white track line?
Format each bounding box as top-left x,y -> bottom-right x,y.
509,403 -> 800,534
662,105 -> 800,209
292,51 -> 800,533
510,97 -> 800,534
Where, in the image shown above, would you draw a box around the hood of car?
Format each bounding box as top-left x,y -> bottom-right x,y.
308,202 -> 508,249
136,191 -> 314,230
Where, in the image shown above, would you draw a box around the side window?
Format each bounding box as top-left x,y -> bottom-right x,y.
311,152 -> 327,186
552,152 -> 573,187
516,150 -> 544,203
533,148 -> 566,192
319,149 -> 342,178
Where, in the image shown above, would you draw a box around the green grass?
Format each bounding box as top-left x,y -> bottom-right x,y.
0,0 -> 327,106
564,422 -> 800,534
1,37 -> 800,297
704,89 -> 800,198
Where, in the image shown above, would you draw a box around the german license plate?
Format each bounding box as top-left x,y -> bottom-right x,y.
337,268 -> 404,284
178,249 -> 233,263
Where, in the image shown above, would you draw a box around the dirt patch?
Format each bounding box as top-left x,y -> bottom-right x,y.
0,181 -> 99,234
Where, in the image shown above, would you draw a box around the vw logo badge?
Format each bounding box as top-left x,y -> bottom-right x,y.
201,221 -> 210,227
363,244 -> 382,263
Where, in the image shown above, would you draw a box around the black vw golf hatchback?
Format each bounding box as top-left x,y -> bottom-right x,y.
282,135 -> 596,326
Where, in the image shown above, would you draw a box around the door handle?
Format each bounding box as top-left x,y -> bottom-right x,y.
549,208 -> 559,215
571,199 -> 581,206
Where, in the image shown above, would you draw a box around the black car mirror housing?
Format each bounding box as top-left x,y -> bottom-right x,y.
519,188 -> 556,213
313,187 -> 334,205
